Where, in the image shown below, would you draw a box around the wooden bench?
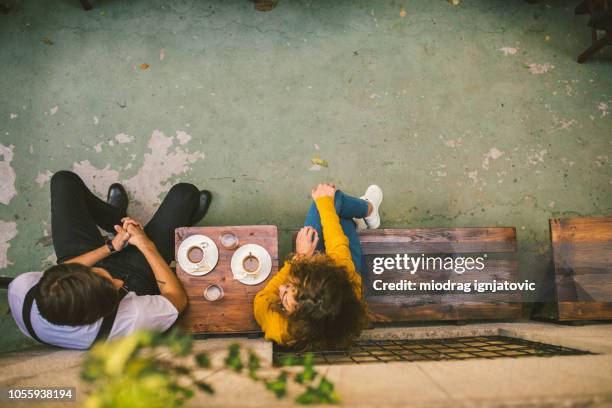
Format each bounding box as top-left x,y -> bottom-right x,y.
533,217 -> 612,322
360,228 -> 521,323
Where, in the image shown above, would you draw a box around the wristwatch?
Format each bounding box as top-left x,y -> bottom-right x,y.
105,238 -> 117,253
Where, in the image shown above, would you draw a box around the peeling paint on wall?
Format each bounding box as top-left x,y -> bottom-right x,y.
36,170 -> 53,188
42,251 -> 57,267
498,47 -> 518,56
526,63 -> 554,75
0,220 -> 17,269
598,102 -> 609,118
115,133 -> 135,144
528,149 -> 547,165
482,147 -> 505,170
176,131 -> 191,145
72,130 -> 204,223
0,144 -> 17,205
72,160 -> 120,196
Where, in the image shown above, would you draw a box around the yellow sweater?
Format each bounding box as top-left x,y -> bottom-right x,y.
253,196 -> 362,346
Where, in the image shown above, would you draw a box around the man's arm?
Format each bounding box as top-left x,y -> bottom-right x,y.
127,224 -> 188,313
63,225 -> 130,266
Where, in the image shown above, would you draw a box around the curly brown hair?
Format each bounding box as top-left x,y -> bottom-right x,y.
284,254 -> 368,351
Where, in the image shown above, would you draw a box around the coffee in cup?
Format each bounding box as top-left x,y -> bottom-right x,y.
187,246 -> 204,264
242,253 -> 260,274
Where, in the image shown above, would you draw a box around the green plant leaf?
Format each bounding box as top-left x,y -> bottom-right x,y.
248,351 -> 260,379
296,354 -> 317,384
195,381 -> 215,395
265,371 -> 287,398
194,352 -> 211,368
280,355 -> 296,366
224,343 -> 243,372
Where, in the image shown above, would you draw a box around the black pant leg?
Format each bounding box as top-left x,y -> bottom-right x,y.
50,171 -> 125,263
99,183 -> 200,295
144,183 -> 200,262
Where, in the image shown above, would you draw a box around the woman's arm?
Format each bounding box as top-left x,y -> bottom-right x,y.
311,184 -> 362,291
126,224 -> 188,313
253,263 -> 291,344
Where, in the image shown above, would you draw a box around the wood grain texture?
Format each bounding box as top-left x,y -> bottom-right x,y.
549,217 -> 612,320
175,225 -> 278,334
361,228 -> 520,322
359,227 -> 517,254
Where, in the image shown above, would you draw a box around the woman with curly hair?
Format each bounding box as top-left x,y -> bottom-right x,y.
254,182 -> 383,351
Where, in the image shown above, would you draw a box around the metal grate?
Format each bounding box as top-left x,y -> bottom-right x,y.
273,336 -> 592,366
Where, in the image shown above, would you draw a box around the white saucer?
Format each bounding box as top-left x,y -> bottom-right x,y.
177,234 -> 219,276
231,244 -> 272,286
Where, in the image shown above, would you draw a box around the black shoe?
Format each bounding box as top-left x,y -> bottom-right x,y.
107,183 -> 128,216
190,190 -> 212,226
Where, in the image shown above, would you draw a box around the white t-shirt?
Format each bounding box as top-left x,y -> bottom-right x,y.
8,272 -> 179,350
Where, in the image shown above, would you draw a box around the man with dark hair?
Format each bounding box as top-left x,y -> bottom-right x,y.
8,171 -> 211,349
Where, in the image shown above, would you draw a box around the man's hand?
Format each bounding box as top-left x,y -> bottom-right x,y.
125,223 -> 153,249
111,217 -> 144,251
295,226 -> 319,258
311,183 -> 336,200
112,225 -> 130,251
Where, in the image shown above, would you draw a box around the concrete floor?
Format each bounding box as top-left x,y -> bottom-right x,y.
2,322 -> 612,407
1,0 -> 611,351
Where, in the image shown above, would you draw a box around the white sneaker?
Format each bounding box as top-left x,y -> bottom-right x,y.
362,185 -> 383,229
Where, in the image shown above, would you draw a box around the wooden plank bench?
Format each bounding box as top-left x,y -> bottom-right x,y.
360,228 -> 521,323
533,217 -> 612,322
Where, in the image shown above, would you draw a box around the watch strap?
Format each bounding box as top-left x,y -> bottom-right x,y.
105,238 -> 117,253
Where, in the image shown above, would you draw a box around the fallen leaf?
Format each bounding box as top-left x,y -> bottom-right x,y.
42,37 -> 53,45
544,35 -> 551,42
140,63 -> 150,70
448,0 -> 460,5
311,156 -> 328,168
399,7 -> 407,17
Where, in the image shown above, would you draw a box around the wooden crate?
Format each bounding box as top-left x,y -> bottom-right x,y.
175,225 -> 279,334
534,217 -> 612,321
360,228 -> 521,323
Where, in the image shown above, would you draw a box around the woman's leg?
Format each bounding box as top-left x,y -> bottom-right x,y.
50,171 -> 124,263
334,190 -> 369,220
303,190 -> 366,272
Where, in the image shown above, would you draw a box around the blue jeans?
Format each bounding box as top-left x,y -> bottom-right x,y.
304,191 -> 369,273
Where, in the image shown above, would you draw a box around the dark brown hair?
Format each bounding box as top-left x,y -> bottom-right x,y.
35,263 -> 119,326
285,254 -> 368,351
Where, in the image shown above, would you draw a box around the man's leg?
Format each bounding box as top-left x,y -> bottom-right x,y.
143,183 -> 201,263
50,171 -> 124,263
103,183 -> 201,296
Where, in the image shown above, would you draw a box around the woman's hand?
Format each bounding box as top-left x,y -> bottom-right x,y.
295,226 -> 319,257
311,183 -> 336,200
